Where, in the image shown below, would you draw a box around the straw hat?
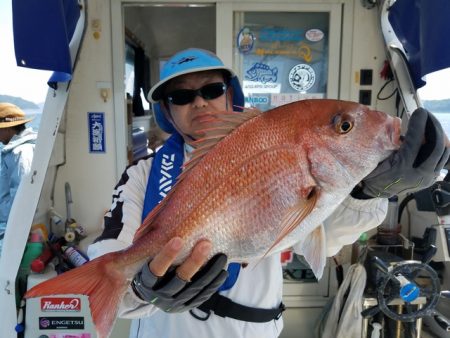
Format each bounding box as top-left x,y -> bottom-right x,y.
0,103 -> 33,128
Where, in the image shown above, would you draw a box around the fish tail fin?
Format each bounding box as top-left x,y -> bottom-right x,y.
301,224 -> 327,280
25,251 -> 128,338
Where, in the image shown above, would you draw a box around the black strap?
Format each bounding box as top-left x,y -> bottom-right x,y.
191,292 -> 285,323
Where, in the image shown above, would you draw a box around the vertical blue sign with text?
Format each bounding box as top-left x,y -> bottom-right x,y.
88,112 -> 105,153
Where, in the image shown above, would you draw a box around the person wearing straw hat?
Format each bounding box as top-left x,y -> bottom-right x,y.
0,103 -> 37,256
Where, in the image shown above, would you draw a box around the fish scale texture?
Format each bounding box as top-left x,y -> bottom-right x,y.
130,100 -> 401,266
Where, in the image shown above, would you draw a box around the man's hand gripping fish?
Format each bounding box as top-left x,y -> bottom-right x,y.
26,99 -> 402,338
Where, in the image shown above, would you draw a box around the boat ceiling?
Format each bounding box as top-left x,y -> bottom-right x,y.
124,5 -> 216,60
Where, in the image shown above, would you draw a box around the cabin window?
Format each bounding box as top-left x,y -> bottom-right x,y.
233,11 -> 330,111
124,34 -> 153,163
124,37 -> 151,115
124,43 -> 136,101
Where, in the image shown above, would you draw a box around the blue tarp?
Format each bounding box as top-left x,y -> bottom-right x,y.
389,0 -> 450,89
12,0 -> 80,84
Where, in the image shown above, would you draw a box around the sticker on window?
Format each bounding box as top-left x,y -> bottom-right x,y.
288,64 -> 316,92
305,29 -> 324,42
245,62 -> 278,84
237,27 -> 255,54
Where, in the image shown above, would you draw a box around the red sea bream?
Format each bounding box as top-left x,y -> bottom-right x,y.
26,99 -> 402,338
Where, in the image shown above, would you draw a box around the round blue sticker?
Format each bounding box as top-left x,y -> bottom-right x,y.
237,27 -> 255,54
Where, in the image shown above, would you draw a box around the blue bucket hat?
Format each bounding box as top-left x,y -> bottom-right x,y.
148,48 -> 244,134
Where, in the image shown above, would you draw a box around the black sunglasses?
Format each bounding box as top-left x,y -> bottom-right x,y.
166,82 -> 227,105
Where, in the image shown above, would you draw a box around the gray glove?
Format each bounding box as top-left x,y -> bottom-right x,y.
352,108 -> 450,199
131,254 -> 228,312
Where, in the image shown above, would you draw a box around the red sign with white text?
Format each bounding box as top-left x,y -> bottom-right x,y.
40,297 -> 81,312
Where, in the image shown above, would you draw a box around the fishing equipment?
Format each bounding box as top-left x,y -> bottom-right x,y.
361,250 -> 450,336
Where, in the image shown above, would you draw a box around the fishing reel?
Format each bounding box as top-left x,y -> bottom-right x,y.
362,246 -> 450,330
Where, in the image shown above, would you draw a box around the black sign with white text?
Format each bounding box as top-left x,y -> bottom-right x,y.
39,317 -> 85,330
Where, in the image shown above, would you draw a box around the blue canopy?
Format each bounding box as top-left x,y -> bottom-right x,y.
13,0 -> 81,85
389,0 -> 450,89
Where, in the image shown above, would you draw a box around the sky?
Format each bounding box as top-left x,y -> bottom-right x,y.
418,69 -> 450,100
0,0 -> 449,104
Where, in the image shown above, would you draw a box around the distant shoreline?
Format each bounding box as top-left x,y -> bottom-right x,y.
0,94 -> 39,109
423,99 -> 450,112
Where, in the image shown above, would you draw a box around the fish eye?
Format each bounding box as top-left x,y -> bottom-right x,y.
332,114 -> 354,134
340,121 -> 353,133
335,119 -> 353,134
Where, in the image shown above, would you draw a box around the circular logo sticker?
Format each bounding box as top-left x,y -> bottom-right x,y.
288,64 -> 316,92
39,318 -> 50,328
237,27 -> 255,54
305,29 -> 324,42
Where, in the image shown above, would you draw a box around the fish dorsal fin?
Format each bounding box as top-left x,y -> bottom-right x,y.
134,108 -> 261,243
262,187 -> 319,260
180,108 -> 261,178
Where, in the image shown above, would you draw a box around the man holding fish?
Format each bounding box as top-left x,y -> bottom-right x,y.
27,48 -> 449,338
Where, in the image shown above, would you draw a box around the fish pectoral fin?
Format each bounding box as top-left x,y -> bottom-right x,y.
263,187 -> 319,258
299,224 -> 327,280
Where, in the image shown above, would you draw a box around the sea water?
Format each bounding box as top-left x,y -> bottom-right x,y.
23,108 -> 42,132
435,112 -> 450,137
